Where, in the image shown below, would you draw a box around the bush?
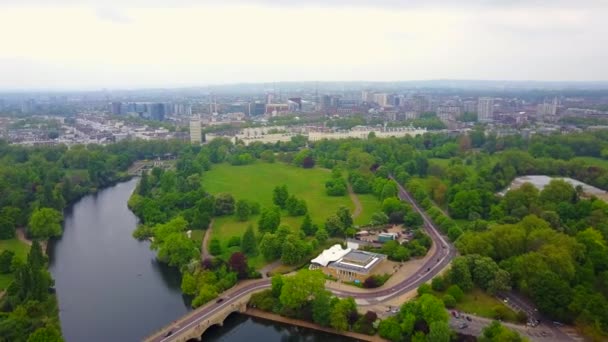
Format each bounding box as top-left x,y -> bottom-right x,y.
431,276 -> 447,292
442,294 -> 456,308
227,236 -> 241,248
446,285 -> 464,302
132,225 -> 153,240
209,238 -> 222,255
516,311 -> 528,324
417,283 -> 432,296
0,250 -> 14,274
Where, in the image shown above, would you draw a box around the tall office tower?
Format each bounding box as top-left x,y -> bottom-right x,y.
110,102 -> 122,115
463,100 -> 477,113
373,93 -> 388,107
149,103 -> 166,121
189,116 -> 202,144
477,97 -> 494,122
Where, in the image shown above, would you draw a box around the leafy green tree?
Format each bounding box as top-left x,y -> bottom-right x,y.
378,316 -> 402,341
446,284 -> 464,302
279,269 -> 325,310
427,321 -> 451,342
315,228 -> 329,243
431,276 -> 447,292
449,257 -> 473,291
479,321 -> 525,342
157,233 -> 198,268
258,206 -> 281,233
273,185 -> 289,208
0,250 -> 15,274
300,214 -> 316,236
235,199 -> 251,221
528,271 -> 573,321
209,238 -> 222,256
312,290 -> 333,327
286,196 -> 307,216
271,275 -> 283,297
181,272 -> 197,295
324,215 -> 344,236
214,193 -> 235,216
27,325 -> 64,342
241,225 -> 257,256
28,207 -> 63,239
336,206 -> 353,229
330,297 -> 357,331
259,233 -> 282,260
0,213 -> 15,239
370,212 -> 389,226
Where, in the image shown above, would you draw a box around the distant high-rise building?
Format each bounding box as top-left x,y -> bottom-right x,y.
478,97 -> 494,122
537,97 -> 558,118
110,102 -> 122,115
463,100 -> 477,113
253,102 -> 265,116
149,103 -> 165,121
411,95 -> 430,113
437,106 -> 462,123
320,95 -> 332,110
266,93 -> 275,104
288,97 -> 302,111
373,93 -> 388,107
21,99 -> 36,114
189,116 -> 202,144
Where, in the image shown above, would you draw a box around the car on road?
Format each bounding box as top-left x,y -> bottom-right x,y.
458,322 -> 468,329
163,330 -> 173,337
451,311 -> 460,318
465,316 -> 472,322
216,298 -> 224,304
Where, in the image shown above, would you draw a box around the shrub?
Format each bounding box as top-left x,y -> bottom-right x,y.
446,284 -> 464,302
209,238 -> 222,256
431,276 -> 447,292
417,283 -> 432,296
442,294 -> 456,308
227,235 -> 241,247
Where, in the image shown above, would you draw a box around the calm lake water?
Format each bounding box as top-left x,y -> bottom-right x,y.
49,179 -> 353,342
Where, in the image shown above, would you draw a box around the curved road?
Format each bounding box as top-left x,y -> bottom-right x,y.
149,178 -> 456,342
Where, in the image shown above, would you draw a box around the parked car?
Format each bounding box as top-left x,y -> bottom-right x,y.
458,322 -> 468,329
216,298 -> 224,304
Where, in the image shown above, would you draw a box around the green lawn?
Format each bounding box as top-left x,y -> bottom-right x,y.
355,194 -> 382,226
572,156 -> 608,168
0,239 -> 30,290
454,288 -> 518,323
201,162 -> 381,269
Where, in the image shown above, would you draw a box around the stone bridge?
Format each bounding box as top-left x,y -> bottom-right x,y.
144,280 -> 271,342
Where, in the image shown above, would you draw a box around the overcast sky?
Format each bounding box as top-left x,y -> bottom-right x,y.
0,0 -> 606,90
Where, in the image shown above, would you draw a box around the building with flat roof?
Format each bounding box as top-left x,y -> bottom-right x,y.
309,244 -> 386,282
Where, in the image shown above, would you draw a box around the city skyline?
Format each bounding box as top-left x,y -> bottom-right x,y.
0,0 -> 607,90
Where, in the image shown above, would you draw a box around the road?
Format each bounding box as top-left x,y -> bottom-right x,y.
149,178 -> 457,342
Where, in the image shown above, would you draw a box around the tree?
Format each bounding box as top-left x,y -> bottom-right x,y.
446,284 -> 464,302
336,206 -> 353,229
286,196 -> 307,216
449,257 -> 473,291
325,215 -> 344,236
312,290 -> 333,326
209,238 -> 222,256
300,214 -> 316,236
431,276 -> 447,292
28,208 -> 63,239
157,233 -> 198,268
528,271 -> 573,321
479,321 -> 525,342
0,250 -> 15,273
378,317 -> 402,342
27,325 -> 64,342
258,206 -> 281,233
259,233 -> 282,260
427,321 -> 451,342
331,297 -> 357,331
279,269 -> 325,310
0,213 -> 15,240
214,193 -> 235,216
241,225 -> 257,256
315,228 -> 329,243
271,275 -> 284,297
181,272 -> 197,295
417,283 -> 432,296
370,212 -> 389,226
235,200 -> 251,221
228,252 -> 249,279
273,185 -> 289,208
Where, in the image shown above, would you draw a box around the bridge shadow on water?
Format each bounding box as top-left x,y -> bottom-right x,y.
197,313 -> 355,342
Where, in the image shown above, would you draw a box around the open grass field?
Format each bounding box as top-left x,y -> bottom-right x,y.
0,238 -> 30,290
572,156 -> 608,168
454,288 -> 518,323
201,162 -> 381,267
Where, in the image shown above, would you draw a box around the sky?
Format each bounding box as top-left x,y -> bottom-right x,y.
0,0 -> 607,90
